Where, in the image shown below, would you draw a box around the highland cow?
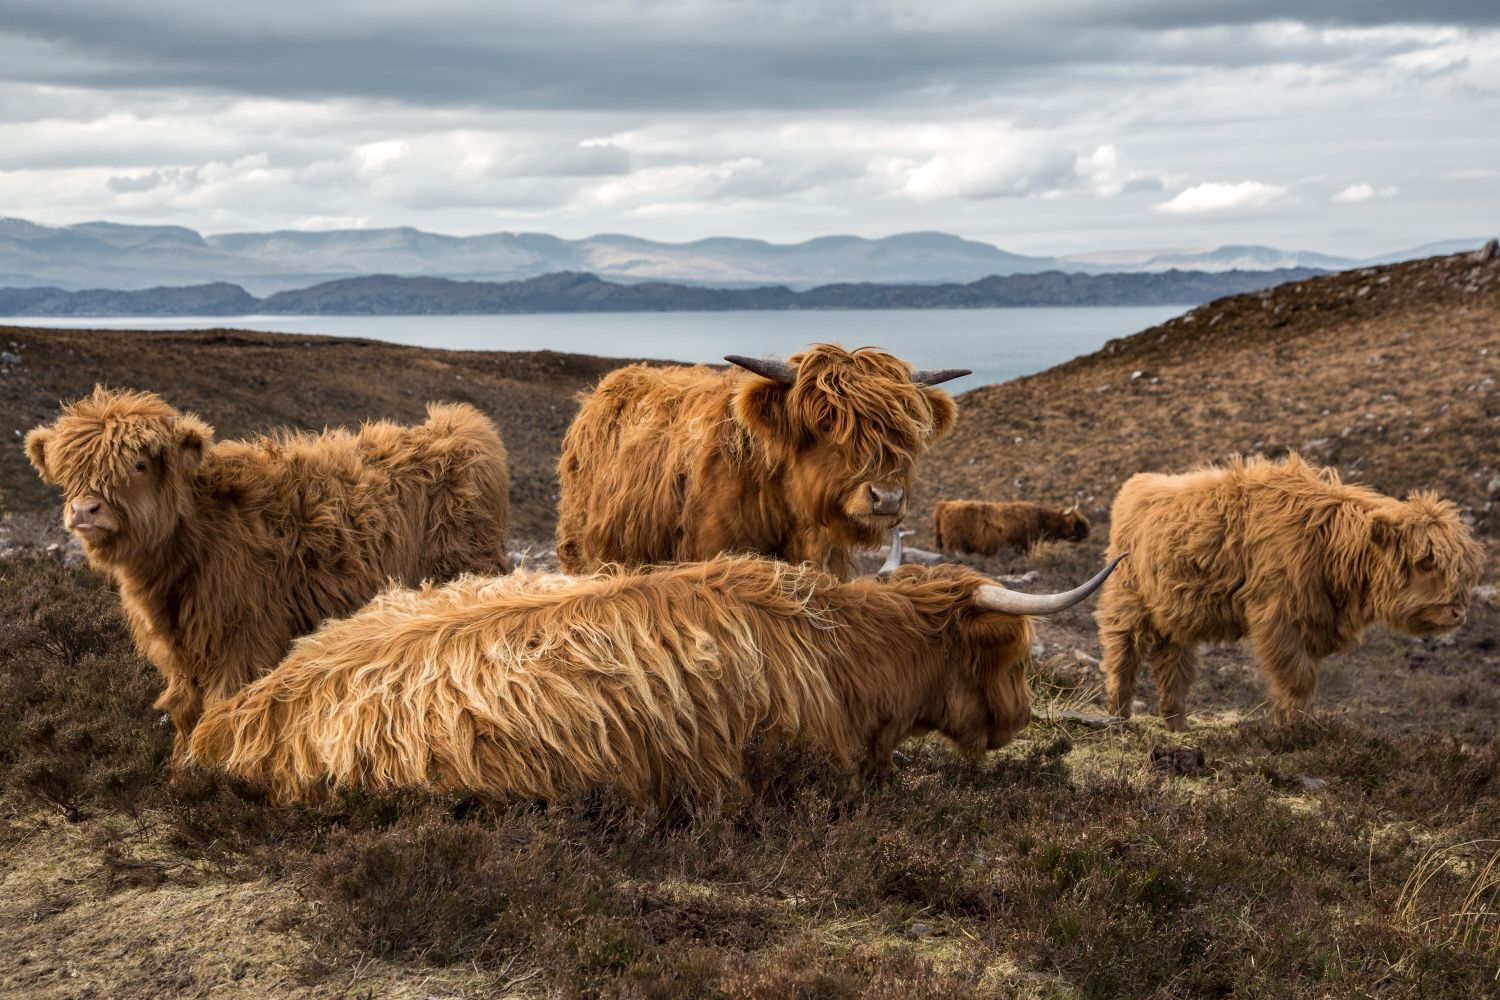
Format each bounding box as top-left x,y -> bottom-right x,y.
556,344 -> 969,579
26,387 -> 512,755
1097,453 -> 1484,730
189,554 -> 1123,807
933,498 -> 1090,555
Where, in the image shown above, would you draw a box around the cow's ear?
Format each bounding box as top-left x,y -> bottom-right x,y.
923,390 -> 958,440
24,426 -> 55,482
732,378 -> 795,444
1369,508 -> 1402,550
172,414 -> 214,469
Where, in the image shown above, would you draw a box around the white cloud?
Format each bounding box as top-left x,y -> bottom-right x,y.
1331,182 -> 1397,202
1153,180 -> 1289,214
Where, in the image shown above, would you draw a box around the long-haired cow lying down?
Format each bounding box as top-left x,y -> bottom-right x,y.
190,555 -> 1122,807
1098,453 -> 1484,730
26,387 -> 512,756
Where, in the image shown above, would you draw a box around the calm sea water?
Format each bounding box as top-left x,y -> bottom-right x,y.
1,306 -> 1185,387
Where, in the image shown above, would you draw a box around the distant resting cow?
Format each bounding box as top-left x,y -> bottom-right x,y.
26,386 -> 512,756
933,499 -> 1090,556
189,555 -> 1124,808
1097,453 -> 1484,730
556,344 -> 969,579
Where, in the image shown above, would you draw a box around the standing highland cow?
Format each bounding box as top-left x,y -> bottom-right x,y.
26,386 -> 512,755
933,498 -> 1090,555
1097,453 -> 1484,730
556,344 -> 968,578
190,555 -> 1123,808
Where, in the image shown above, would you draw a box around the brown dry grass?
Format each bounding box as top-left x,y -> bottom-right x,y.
0,327 -> 638,540
913,251 -> 1499,541
2,250 -> 1498,997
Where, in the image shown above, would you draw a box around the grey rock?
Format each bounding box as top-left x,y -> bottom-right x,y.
1473,238 -> 1498,262
1000,570 -> 1041,585
0,351 -> 20,365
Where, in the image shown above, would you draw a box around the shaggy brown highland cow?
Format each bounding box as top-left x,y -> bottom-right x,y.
933,499 -> 1090,555
1097,453 -> 1485,730
189,555 -> 1123,807
26,387 -> 512,755
556,344 -> 968,578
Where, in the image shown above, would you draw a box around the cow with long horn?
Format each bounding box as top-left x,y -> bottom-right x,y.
190,555 -> 1124,808
556,343 -> 970,579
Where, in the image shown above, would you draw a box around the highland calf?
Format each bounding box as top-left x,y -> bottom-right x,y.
1097,453 -> 1484,730
933,498 -> 1090,556
189,555 -> 1123,808
26,387 -> 512,755
556,344 -> 968,578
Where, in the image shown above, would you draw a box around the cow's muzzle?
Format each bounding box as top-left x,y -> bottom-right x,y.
868,485 -> 905,517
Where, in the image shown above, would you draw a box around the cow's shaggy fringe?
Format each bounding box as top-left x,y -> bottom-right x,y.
933,499 -> 1090,555
190,557 -> 1033,808
1098,452 -> 1485,728
557,344 -> 958,578
26,386 -> 512,755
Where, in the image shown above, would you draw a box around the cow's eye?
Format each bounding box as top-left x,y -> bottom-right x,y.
1415,555 -> 1436,573
134,460 -> 148,473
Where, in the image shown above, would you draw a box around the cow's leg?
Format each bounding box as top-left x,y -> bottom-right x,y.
1152,641 -> 1201,732
865,717 -> 913,777
164,692 -> 201,761
1099,622 -> 1144,719
1251,628 -> 1319,726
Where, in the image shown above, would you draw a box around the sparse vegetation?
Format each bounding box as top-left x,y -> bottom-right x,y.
2,251 -> 1497,996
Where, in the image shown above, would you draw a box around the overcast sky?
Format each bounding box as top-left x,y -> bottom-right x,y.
1,1 -> 1496,255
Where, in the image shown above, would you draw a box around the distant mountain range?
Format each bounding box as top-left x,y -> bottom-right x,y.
0,217 -> 1486,296
0,268 -> 1325,317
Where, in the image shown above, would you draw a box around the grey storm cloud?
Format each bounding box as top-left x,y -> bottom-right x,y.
0,1 -> 1494,112
0,0 -> 1494,256
106,169 -> 168,193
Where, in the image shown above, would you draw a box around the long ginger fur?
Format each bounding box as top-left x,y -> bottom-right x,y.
1097,453 -> 1484,729
933,499 -> 1089,555
556,344 -> 958,579
26,386 -> 512,755
190,557 -> 1033,808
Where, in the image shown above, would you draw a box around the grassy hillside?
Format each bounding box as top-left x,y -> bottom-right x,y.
2,251 -> 1497,997
914,249 -> 1499,539
0,329 -> 631,541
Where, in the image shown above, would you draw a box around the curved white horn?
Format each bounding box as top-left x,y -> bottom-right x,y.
725,355 -> 797,385
974,554 -> 1127,616
876,525 -> 905,576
